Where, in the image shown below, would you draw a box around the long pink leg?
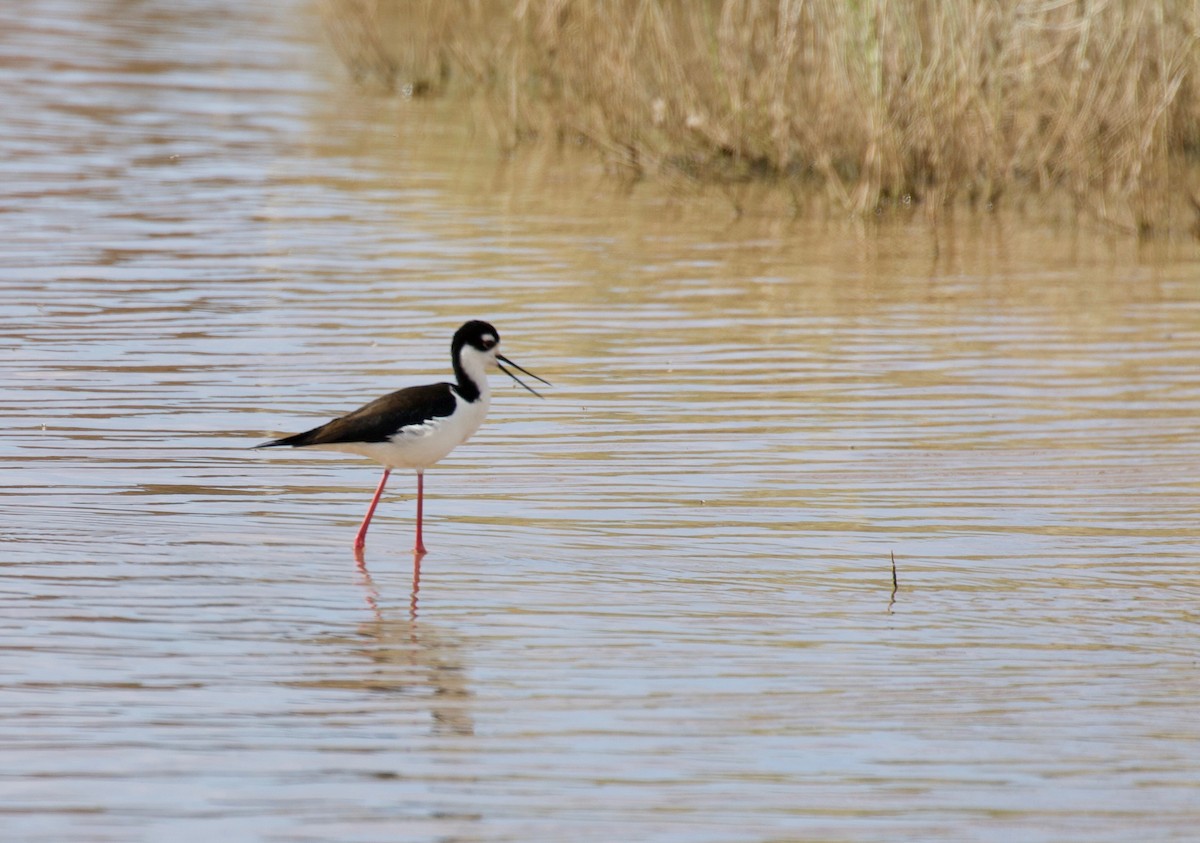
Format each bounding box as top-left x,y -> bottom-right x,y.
353,468 -> 391,552
414,470 -> 427,556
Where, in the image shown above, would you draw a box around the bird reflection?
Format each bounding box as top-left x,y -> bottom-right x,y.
355,547 -> 422,620
348,555 -> 474,737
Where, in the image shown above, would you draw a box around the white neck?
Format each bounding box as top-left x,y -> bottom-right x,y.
454,345 -> 493,402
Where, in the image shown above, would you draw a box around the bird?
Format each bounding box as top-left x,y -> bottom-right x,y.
255,320 -> 549,556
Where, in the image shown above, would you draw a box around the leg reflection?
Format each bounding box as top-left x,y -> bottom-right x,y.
409,550 -> 422,621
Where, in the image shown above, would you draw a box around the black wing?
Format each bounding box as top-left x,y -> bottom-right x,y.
255,382 -> 457,448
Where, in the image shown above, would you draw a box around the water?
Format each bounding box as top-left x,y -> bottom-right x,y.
2,2 -> 1199,841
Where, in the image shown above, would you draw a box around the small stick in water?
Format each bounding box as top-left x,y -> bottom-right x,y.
888,550 -> 899,613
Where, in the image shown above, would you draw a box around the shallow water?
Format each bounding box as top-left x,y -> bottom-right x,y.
3,2 -> 1199,841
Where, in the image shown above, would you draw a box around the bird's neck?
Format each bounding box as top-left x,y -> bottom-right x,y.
452,350 -> 490,404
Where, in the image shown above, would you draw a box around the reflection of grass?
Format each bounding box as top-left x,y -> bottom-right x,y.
320,0 -> 1200,234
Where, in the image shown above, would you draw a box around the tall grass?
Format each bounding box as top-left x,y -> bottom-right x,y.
321,0 -> 1200,234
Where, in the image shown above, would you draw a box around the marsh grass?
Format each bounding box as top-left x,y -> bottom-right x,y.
321,0 -> 1200,234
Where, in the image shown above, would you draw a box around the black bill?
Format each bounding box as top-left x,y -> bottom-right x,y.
496,353 -> 552,398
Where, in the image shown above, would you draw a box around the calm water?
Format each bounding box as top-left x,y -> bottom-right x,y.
2,2 -> 1199,841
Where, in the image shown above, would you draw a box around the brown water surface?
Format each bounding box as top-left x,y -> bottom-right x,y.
2,2 -> 1199,842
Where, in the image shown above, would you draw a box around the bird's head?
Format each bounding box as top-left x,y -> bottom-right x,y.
453,320 -> 550,398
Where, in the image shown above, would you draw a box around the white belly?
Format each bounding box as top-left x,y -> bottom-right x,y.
313,393 -> 490,470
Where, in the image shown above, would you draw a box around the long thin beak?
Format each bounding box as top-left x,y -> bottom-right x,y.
496,353 -> 551,398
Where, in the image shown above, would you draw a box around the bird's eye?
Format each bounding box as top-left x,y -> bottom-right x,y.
482,335 -> 497,349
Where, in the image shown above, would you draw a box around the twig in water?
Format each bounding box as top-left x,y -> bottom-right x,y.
888,550 -> 899,613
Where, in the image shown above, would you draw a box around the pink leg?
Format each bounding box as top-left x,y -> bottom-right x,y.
414,470 -> 427,556
353,468 -> 391,552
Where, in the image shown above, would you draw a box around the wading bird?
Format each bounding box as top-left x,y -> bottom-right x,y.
256,320 -> 549,556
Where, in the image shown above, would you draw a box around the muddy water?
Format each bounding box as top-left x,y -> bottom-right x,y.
3,2 -> 1199,841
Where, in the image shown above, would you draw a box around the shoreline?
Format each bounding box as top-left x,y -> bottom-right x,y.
319,0 -> 1200,238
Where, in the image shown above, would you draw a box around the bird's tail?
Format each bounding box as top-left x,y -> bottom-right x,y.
253,428 -> 320,449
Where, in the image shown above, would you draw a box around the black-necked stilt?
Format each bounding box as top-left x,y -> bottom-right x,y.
255,320 -> 549,556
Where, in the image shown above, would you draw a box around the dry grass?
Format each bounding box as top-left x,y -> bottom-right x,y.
321,0 -> 1200,234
